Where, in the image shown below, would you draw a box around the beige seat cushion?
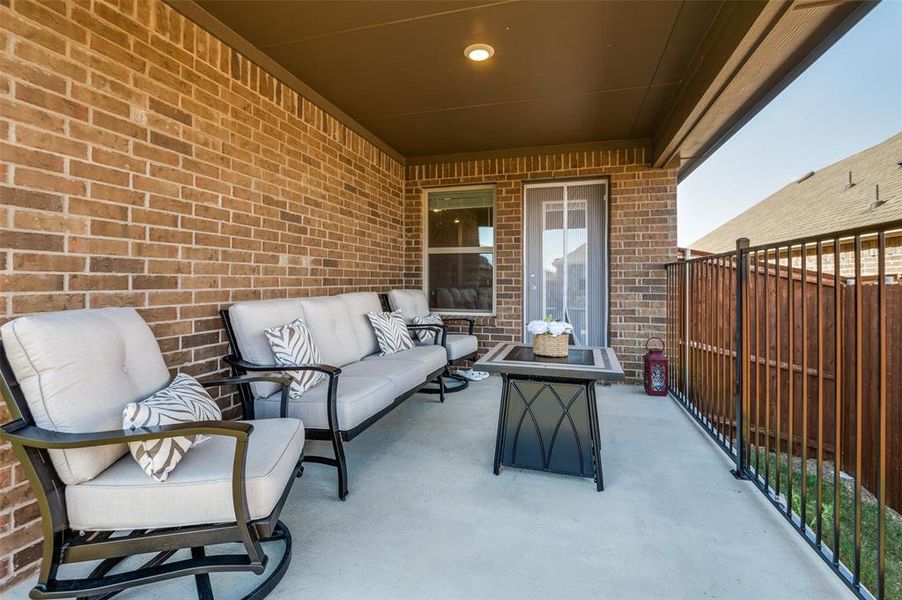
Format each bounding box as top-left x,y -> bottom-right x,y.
0,308 -> 170,485
340,359 -> 424,396
66,418 -> 304,531
440,334 -> 478,361
255,375 -> 395,430
363,345 -> 446,377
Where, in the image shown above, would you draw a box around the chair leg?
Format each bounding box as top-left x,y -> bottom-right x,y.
438,373 -> 446,403
331,431 -> 349,501
190,547 -> 214,600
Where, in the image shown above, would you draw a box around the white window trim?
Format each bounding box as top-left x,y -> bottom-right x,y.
422,184 -> 497,317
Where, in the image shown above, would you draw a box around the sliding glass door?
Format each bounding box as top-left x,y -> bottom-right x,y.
523,180 -> 608,346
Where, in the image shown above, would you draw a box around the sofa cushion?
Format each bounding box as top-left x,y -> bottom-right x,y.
66,418 -> 304,531
255,375 -> 395,431
339,292 -> 383,358
367,310 -> 415,355
363,345 -> 446,378
340,359 -> 424,396
123,373 -> 223,482
1,308 -> 170,485
228,298 -> 306,398
297,295 -> 361,367
387,289 -> 430,321
264,319 -> 325,400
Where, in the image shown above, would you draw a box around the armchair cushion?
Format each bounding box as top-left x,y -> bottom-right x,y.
123,373 -> 222,482
264,319 -> 325,400
441,334 -> 479,361
65,418 -> 304,531
0,307 -> 171,485
255,375 -> 394,430
366,310 -> 414,355
387,289 -> 430,321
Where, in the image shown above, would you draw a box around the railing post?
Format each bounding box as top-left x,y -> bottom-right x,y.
683,249 -> 691,401
732,238 -> 750,478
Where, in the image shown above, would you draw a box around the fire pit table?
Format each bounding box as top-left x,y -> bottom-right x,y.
475,342 -> 625,491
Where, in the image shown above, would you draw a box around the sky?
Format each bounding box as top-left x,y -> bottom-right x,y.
677,0 -> 902,247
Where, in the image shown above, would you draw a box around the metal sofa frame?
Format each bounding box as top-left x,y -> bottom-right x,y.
0,341 -> 300,600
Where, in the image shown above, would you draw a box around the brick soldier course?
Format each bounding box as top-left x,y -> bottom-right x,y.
0,0 -> 677,590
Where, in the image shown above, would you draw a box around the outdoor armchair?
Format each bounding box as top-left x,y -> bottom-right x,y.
386,289 -> 480,392
0,307 -> 304,599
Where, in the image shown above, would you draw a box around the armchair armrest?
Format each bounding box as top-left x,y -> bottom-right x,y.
0,419 -> 252,450
442,317 -> 476,336
0,419 -> 261,536
406,323 -> 446,345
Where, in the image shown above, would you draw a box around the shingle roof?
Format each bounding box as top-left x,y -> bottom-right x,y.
690,133 -> 902,253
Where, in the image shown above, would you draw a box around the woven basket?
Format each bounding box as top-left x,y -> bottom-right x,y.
533,333 -> 569,358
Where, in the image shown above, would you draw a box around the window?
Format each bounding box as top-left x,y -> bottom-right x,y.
425,186 -> 495,314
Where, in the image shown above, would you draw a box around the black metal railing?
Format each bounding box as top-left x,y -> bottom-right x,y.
666,219 -> 901,600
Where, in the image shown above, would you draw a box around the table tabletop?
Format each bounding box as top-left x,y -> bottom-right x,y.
475,342 -> 625,381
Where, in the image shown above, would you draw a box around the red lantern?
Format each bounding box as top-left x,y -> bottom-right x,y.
643,337 -> 668,396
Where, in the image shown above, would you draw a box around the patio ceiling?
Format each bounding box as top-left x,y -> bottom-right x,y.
174,0 -> 874,177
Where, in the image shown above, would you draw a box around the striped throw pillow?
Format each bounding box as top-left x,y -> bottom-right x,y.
265,319 -> 325,400
123,373 -> 222,482
413,312 -> 444,343
367,310 -> 415,355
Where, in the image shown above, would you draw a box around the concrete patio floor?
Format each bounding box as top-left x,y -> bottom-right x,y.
8,376 -> 852,599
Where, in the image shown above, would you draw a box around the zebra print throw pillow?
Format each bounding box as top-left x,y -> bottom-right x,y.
413,312 -> 444,343
122,373 -> 222,482
264,319 -> 325,400
367,310 -> 415,355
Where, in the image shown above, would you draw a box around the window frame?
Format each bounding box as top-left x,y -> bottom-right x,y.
422,184 -> 497,317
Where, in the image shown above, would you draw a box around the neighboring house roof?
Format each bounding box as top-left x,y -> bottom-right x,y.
691,133 -> 902,253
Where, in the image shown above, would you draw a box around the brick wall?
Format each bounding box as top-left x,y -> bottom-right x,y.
405,148 -> 679,382
0,0 -> 405,589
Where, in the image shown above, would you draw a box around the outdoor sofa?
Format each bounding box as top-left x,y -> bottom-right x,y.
220,292 -> 447,500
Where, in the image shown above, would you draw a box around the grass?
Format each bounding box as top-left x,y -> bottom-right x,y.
748,447 -> 901,600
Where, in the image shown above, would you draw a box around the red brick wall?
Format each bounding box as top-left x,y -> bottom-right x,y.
0,0 -> 404,589
405,149 -> 678,382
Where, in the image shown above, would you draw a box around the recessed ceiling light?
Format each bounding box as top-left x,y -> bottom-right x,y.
464,43 -> 494,62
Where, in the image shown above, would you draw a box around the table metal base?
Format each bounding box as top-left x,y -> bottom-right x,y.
493,374 -> 604,491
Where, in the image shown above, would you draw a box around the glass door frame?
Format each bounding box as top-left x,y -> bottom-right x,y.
522,178 -> 610,346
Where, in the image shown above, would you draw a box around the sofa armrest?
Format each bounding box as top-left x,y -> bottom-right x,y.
223,356 -> 340,420
224,356 -> 341,377
200,374 -> 292,420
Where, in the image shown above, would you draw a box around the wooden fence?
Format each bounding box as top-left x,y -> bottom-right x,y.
667,247 -> 900,512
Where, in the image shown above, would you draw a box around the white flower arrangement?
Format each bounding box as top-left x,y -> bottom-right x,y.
527,315 -> 573,337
